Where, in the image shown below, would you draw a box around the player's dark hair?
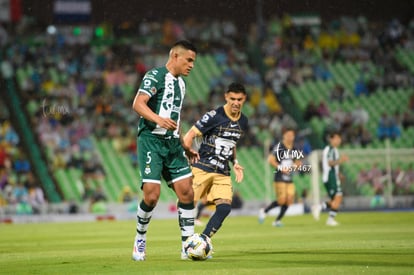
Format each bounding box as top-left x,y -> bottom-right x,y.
226,82 -> 247,95
327,130 -> 341,139
172,40 -> 197,53
282,126 -> 296,135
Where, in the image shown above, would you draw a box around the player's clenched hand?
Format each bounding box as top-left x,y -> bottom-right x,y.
156,117 -> 177,130
185,148 -> 200,164
233,163 -> 244,183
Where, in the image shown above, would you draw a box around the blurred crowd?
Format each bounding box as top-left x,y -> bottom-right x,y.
0,100 -> 47,214
1,13 -> 414,208
357,163 -> 414,197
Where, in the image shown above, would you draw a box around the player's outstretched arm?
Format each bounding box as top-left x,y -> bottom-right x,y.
132,93 -> 177,130
328,154 -> 349,167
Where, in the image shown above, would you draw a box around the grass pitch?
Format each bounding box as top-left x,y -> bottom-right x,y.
0,212 -> 413,274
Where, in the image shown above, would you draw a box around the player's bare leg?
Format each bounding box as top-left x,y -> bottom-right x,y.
132,183 -> 161,261
171,177 -> 195,260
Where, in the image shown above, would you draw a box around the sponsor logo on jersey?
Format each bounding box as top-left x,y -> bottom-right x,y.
222,131 -> 241,138
209,159 -> 225,169
150,87 -> 157,95
172,105 -> 181,113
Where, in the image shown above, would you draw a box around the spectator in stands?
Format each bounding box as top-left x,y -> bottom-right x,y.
357,169 -> 370,187
68,146 -> 84,169
354,77 -> 369,96
313,62 -> 332,81
405,164 -> 414,193
409,94 -> 414,112
392,166 -> 406,194
90,186 -> 107,214
82,182 -> 95,202
352,105 -> 369,126
13,151 -> 31,177
366,163 -> 386,193
12,181 -> 32,214
360,126 -> 373,147
27,182 -> 46,214
82,154 -> 105,182
389,112 -> 402,140
330,84 -> 347,102
317,101 -> 330,118
304,101 -> 319,121
119,185 -> 134,203
402,111 -> 414,129
0,145 -> 11,170
3,121 -> 19,146
0,167 -> 9,191
377,113 -> 401,140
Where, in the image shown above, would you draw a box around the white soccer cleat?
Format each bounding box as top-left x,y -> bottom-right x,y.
181,249 -> 188,260
132,237 -> 146,261
326,218 -> 339,226
258,208 -> 266,224
311,204 -> 322,221
272,220 -> 283,227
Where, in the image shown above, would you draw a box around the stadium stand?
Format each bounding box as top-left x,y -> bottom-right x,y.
0,14 -> 413,211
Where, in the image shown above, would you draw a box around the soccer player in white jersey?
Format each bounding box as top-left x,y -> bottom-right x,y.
313,130 -> 349,226
131,40 -> 199,261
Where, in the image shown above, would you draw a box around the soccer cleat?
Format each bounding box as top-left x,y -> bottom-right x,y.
258,208 -> 266,224
272,220 -> 283,227
311,204 -> 322,221
326,218 -> 339,226
181,249 -> 188,260
132,237 -> 146,261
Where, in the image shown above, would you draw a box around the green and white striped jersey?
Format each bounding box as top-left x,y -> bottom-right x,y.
137,67 -> 186,138
322,145 -> 340,184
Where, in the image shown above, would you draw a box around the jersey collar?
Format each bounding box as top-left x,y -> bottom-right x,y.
223,104 -> 241,121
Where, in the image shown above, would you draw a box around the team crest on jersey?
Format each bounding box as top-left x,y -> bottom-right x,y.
144,166 -> 151,175
150,87 -> 157,95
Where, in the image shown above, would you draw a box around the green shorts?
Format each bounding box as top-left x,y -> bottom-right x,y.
137,132 -> 192,187
324,172 -> 342,200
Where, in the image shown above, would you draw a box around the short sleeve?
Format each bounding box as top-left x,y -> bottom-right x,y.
138,70 -> 159,98
194,109 -> 218,135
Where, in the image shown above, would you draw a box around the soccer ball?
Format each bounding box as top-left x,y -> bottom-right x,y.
183,233 -> 213,261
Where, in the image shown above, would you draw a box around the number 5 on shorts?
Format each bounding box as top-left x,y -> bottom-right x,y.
146,152 -> 152,164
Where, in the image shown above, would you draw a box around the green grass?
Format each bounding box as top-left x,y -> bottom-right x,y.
1,212 -> 413,274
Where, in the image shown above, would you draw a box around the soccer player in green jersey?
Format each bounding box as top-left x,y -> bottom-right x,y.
313,130 -> 349,226
131,40 -> 198,261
